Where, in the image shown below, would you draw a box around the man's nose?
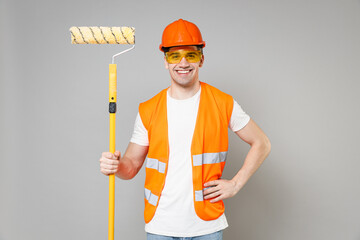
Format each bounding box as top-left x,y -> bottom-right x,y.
178,56 -> 190,66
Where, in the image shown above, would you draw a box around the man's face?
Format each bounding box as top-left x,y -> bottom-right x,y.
164,45 -> 204,87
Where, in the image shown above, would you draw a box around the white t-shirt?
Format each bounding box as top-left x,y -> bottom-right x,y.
130,86 -> 250,237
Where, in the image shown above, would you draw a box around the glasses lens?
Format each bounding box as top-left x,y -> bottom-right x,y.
166,52 -> 181,63
166,50 -> 202,64
185,51 -> 201,63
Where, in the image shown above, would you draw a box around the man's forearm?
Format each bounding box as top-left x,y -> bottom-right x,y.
232,140 -> 271,190
115,156 -> 138,180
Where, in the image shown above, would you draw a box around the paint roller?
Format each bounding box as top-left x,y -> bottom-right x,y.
69,26 -> 135,240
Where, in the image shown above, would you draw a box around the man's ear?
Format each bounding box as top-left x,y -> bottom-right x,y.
199,55 -> 205,68
164,56 -> 169,69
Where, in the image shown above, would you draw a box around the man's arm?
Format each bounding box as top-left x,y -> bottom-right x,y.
99,142 -> 148,180
203,119 -> 271,202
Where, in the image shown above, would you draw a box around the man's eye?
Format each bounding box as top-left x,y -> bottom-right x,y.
170,54 -> 180,59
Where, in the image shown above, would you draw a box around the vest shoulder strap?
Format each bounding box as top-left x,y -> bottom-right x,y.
203,82 -> 234,124
139,88 -> 167,131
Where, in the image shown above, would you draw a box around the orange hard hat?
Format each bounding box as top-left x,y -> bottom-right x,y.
159,19 -> 206,52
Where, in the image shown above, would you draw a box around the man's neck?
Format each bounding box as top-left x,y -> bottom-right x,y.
168,80 -> 201,100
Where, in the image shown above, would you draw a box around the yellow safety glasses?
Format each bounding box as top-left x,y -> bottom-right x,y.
165,49 -> 202,64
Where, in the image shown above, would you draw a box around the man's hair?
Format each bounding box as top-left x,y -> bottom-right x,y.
163,45 -> 204,55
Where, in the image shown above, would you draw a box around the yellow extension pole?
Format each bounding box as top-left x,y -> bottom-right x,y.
108,64 -> 117,240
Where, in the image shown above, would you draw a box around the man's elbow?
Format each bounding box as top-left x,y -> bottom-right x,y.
253,135 -> 271,156
262,136 -> 271,156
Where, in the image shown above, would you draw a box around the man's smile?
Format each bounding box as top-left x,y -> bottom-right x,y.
175,69 -> 193,75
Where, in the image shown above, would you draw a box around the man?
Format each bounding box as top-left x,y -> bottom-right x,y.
99,19 -> 271,240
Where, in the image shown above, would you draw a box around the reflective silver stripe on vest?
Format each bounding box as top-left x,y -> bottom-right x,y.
144,188 -> 159,206
195,186 -> 214,202
192,151 -> 228,167
195,190 -> 203,201
145,157 -> 166,174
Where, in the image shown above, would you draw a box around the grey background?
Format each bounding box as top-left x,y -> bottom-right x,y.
1,0 -> 359,239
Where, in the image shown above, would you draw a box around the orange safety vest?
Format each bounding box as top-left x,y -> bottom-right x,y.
139,81 -> 234,223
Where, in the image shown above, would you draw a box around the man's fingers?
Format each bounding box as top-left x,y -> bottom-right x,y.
100,151 -> 121,176
101,169 -> 115,176
99,158 -> 118,166
204,179 -> 222,188
100,157 -> 119,165
101,163 -> 118,170
210,195 -> 223,203
102,152 -> 112,158
114,151 -> 121,158
204,180 -> 217,187
102,151 -> 120,160
203,186 -> 220,195
100,163 -> 118,174
204,190 -> 221,200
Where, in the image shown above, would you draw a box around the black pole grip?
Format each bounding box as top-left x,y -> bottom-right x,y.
109,102 -> 116,113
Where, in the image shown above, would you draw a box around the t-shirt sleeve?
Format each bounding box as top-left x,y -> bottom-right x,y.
130,112 -> 149,146
229,99 -> 251,132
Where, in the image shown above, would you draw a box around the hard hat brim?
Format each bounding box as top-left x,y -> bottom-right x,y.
159,41 -> 206,52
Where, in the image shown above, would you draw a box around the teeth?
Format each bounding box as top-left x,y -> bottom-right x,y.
177,70 -> 190,73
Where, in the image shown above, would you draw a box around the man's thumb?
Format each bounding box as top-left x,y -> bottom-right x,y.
114,150 -> 121,158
